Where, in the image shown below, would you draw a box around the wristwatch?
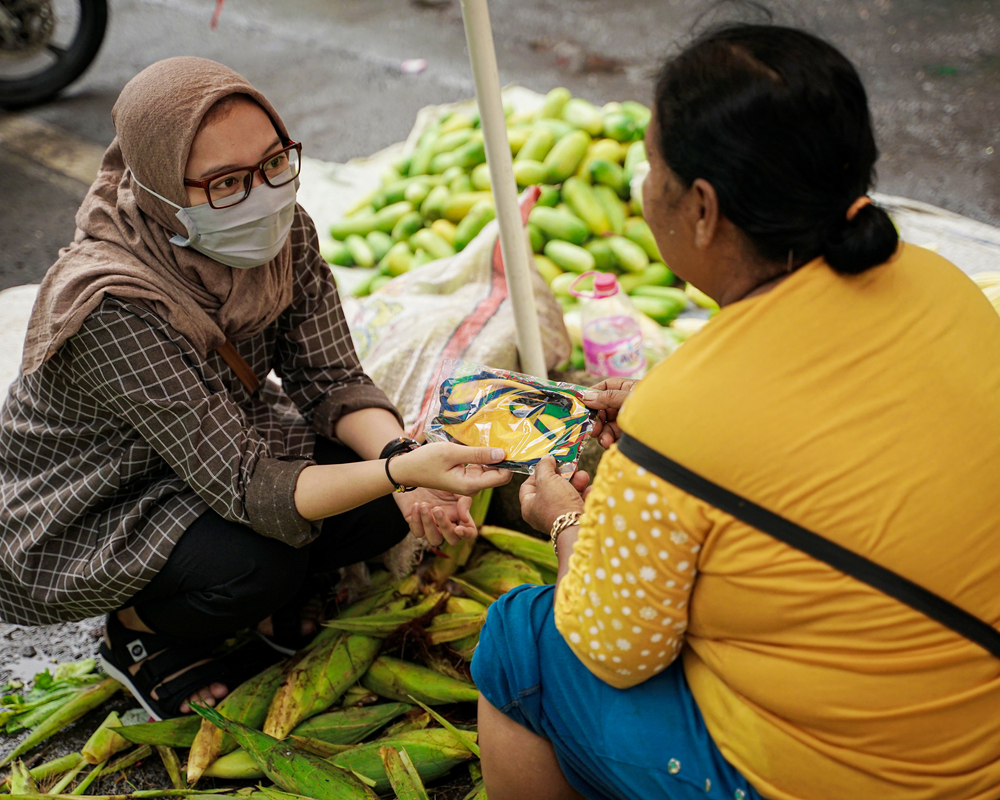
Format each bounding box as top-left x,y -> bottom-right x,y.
379,437 -> 420,493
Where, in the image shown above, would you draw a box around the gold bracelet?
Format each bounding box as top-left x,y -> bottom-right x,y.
550,511 -> 582,557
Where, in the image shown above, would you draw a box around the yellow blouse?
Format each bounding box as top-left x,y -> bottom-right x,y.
555,245 -> 1000,800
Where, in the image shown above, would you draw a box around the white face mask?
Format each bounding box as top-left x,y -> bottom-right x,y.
129,169 -> 298,269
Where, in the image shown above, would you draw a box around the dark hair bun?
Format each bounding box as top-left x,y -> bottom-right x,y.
823,203 -> 899,275
653,24 -> 899,276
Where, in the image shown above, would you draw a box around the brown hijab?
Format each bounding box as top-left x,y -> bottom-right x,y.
21,57 -> 295,376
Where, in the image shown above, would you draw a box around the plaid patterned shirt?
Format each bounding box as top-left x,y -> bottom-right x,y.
0,208 -> 399,625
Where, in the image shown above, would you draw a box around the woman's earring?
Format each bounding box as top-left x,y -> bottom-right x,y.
786,249 -> 795,272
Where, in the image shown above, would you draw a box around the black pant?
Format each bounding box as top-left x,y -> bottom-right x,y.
125,438 -> 408,641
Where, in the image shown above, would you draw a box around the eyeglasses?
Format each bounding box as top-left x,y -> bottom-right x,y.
183,141 -> 302,209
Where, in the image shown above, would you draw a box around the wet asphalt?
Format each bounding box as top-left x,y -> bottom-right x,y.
1,0 -> 998,293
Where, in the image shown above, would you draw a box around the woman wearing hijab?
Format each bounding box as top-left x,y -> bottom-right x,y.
472,24 -> 1000,800
0,57 -> 511,720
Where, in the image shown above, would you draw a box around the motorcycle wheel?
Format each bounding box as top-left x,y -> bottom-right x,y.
0,0 -> 107,109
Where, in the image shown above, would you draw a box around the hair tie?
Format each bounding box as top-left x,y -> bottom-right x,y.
846,195 -> 872,222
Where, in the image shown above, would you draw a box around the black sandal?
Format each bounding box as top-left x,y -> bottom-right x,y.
256,591 -> 324,657
97,613 -> 236,721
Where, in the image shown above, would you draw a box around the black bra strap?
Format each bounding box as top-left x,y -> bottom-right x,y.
618,433 -> 1000,660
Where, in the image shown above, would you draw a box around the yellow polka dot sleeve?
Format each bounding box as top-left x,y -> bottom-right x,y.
554,444 -> 709,689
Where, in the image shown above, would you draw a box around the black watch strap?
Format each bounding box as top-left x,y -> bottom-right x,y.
380,437 -> 420,493
379,436 -> 420,460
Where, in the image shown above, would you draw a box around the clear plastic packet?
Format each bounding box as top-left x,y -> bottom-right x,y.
424,359 -> 597,476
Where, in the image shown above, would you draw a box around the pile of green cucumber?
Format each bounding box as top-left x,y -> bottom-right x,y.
322,87 -> 719,347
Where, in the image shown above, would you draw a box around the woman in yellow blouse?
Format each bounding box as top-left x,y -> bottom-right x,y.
471,23 -> 1000,800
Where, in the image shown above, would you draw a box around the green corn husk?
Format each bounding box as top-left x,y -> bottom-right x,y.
329,729 -> 477,795
258,788 -> 322,800
3,661 -> 103,735
117,715 -> 202,748
289,703 -> 412,745
337,586 -> 400,620
424,613 -> 487,645
334,597 -> 406,627
6,792 -> 229,799
1,678 -> 120,766
154,747 -> 183,791
263,634 -> 382,739
46,755 -> 89,795
468,488 -> 493,528
446,578 -> 496,608
200,749 -> 262,780
288,736 -> 353,758
379,747 -> 430,800
191,704 -> 377,800
81,712 -> 130,765
381,711 -> 431,738
459,552 -> 544,596
419,653 -> 471,683
105,744 -> 152,774
445,597 -> 487,615
258,788 -> 333,800
538,565 -> 558,585
336,572 -> 406,620
11,761 -> 38,795
70,760 -> 106,796
187,658 -> 289,784
0,752 -> 80,791
5,694 -> 77,734
360,657 -> 478,706
322,593 -> 445,637
463,782 -> 487,800
479,526 -> 558,572
448,631 -> 481,663
339,685 -> 379,708
407,700 -> 479,758
423,541 -> 475,586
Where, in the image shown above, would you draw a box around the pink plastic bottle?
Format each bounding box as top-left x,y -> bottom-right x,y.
573,272 -> 646,379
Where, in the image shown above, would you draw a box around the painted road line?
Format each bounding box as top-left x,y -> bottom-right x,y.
0,114 -> 105,187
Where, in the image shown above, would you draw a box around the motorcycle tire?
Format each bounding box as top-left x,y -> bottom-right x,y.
0,0 -> 108,109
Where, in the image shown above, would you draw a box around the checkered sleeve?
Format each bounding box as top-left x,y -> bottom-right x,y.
65,299 -> 316,547
274,209 -> 402,440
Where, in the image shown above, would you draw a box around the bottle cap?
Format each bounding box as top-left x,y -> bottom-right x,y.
569,271 -> 621,299
592,272 -> 619,298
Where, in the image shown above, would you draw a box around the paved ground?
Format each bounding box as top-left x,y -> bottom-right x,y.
0,0 -> 998,751
1,0 -> 998,294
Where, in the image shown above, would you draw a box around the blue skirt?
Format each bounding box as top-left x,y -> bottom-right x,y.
471,584 -> 765,800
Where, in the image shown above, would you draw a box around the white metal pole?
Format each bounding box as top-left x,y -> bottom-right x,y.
459,0 -> 547,379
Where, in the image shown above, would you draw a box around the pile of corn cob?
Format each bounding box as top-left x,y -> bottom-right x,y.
0,493 -> 562,800
321,87 -> 718,370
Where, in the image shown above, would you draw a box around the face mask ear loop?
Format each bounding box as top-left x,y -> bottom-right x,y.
125,167 -> 199,247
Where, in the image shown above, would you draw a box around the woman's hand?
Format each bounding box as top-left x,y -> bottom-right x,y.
519,456 -> 590,534
388,444 -> 511,546
395,489 -> 475,547
583,378 -> 639,449
389,442 -> 512,497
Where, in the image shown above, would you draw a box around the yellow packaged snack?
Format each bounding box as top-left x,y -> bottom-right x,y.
425,360 -> 595,475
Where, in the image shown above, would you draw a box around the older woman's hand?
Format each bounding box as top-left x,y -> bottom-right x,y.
519,456 -> 590,535
583,378 -> 639,449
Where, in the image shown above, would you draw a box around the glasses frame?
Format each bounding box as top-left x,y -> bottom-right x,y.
183,140 -> 303,209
